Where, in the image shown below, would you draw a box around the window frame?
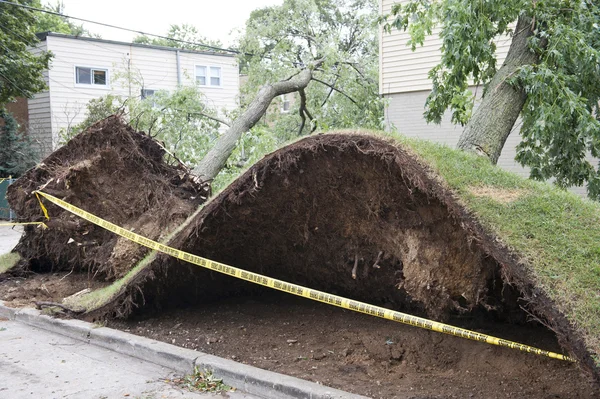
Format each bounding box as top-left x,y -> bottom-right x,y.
140,88 -> 156,99
74,66 -> 110,88
195,64 -> 222,88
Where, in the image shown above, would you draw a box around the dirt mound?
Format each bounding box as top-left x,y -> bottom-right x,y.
7,115 -> 206,280
80,133 -> 596,381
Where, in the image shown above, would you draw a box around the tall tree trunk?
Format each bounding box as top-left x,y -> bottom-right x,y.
457,16 -> 538,164
192,68 -> 314,181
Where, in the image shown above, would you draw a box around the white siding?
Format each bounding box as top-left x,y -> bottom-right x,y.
27,41 -> 53,155
380,0 -> 513,95
39,35 -> 239,155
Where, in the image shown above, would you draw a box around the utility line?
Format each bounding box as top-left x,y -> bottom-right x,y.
0,0 -> 242,55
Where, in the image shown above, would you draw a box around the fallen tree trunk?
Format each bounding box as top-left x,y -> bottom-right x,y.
192,67 -> 316,181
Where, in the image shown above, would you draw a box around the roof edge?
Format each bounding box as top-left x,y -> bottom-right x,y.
35,32 -> 236,58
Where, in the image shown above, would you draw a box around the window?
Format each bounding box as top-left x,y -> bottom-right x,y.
210,67 -> 221,86
75,67 -> 108,86
195,65 -> 221,87
141,89 -> 156,99
195,66 -> 207,85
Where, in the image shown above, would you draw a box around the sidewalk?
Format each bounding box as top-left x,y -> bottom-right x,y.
0,318 -> 255,399
0,224 -> 22,254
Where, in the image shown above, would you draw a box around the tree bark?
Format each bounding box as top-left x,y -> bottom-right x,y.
457,16 -> 538,164
191,68 -> 314,181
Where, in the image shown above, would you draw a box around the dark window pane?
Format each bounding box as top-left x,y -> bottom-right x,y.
76,67 -> 91,84
93,70 -> 106,85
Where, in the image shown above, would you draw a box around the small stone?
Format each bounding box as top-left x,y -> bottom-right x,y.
313,353 -> 326,360
206,336 -> 217,344
287,339 -> 298,344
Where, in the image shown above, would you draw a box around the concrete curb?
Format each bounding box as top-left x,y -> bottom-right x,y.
0,302 -> 367,399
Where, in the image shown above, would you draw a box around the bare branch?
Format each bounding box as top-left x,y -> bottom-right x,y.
194,112 -> 231,127
312,77 -> 357,105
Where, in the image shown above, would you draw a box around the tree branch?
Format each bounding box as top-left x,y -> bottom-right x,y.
312,77 -> 357,105
192,62 -> 322,181
194,112 -> 231,127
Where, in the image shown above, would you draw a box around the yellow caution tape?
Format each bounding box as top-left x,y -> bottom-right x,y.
34,190 -> 575,363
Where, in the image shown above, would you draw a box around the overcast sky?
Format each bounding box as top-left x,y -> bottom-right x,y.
58,0 -> 283,46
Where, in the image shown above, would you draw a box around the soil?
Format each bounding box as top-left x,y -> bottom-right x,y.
110,291 -> 598,399
0,271 -> 106,308
7,115 -> 207,281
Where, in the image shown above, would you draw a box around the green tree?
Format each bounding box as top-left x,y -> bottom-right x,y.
0,109 -> 37,178
32,1 -> 94,36
385,0 -> 600,198
192,0 -> 384,181
133,24 -> 225,52
0,0 -> 52,104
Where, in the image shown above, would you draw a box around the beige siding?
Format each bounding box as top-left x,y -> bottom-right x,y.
385,90 -> 527,176
380,0 -> 513,95
385,91 -> 589,196
40,35 -> 239,155
27,41 -> 53,155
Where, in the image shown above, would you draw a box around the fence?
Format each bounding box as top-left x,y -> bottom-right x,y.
0,177 -> 14,220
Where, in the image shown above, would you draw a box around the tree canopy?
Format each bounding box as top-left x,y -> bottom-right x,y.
239,0 -> 382,138
0,0 -> 51,105
191,0 -> 383,180
385,0 -> 600,198
32,1 -> 95,37
133,24 -> 225,52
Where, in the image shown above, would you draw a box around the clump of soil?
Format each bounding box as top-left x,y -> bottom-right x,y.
7,116 -> 206,281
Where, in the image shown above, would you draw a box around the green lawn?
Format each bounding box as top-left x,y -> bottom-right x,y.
385,132 -> 600,367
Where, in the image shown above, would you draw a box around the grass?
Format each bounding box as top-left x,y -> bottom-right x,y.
0,252 -> 20,274
168,368 -> 234,393
384,131 -> 600,365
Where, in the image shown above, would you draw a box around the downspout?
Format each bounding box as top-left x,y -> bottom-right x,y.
176,50 -> 182,85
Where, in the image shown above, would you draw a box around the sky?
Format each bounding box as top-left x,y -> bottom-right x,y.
57,0 -> 283,46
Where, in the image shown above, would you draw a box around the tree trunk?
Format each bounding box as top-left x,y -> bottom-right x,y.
192,68 -> 314,181
457,16 -> 538,164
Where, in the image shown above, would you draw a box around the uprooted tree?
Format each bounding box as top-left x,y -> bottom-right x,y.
384,0 -> 600,198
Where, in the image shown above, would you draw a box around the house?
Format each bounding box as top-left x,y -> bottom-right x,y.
24,32 -> 239,157
379,0 -> 529,177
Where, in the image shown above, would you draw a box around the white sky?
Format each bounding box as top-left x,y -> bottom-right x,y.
57,0 -> 283,46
